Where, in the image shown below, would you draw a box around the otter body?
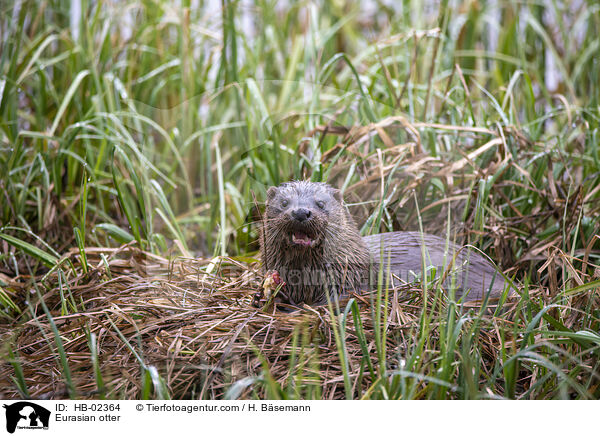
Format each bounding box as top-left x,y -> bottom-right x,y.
364,232 -> 506,301
261,181 -> 508,305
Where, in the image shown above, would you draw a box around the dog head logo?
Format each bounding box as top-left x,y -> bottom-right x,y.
3,402 -> 50,433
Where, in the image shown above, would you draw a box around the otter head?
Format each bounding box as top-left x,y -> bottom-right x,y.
264,181 -> 344,250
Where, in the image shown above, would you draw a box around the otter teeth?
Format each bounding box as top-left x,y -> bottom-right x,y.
292,231 -> 314,247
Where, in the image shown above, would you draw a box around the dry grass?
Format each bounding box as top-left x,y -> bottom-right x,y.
0,242 -> 516,399
0,241 -> 550,400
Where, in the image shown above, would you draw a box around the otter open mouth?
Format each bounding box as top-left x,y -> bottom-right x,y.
291,231 -> 317,247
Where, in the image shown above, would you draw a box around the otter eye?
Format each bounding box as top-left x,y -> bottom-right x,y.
281,199 -> 288,207
316,200 -> 325,209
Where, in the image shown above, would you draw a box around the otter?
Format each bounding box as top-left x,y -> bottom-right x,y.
260,181 -> 510,306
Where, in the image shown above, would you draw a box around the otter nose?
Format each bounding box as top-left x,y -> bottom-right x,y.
291,208 -> 311,222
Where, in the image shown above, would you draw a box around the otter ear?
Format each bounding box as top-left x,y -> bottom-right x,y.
329,187 -> 343,202
267,186 -> 278,201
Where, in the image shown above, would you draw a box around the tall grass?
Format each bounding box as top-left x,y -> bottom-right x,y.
1,0 -> 599,399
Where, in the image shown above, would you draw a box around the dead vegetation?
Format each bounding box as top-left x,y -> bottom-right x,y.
0,240 -> 597,400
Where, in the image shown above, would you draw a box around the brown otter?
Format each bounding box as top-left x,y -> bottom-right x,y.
260,181 -> 510,306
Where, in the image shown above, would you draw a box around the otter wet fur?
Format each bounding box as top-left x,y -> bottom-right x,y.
261,181 -> 370,305
260,181 -> 509,306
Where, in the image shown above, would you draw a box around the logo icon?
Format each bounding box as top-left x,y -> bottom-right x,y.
3,402 -> 50,434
